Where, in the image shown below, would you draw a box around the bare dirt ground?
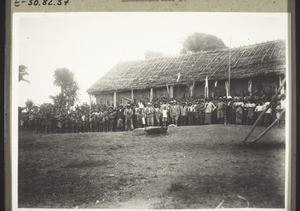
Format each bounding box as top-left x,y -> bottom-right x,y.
18,125 -> 285,209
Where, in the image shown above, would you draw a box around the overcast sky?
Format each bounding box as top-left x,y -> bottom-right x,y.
15,12 -> 288,107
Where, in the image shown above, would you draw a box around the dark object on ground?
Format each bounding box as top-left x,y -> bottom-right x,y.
145,126 -> 168,134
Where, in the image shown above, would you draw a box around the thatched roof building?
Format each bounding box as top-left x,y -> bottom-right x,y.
87,40 -> 285,95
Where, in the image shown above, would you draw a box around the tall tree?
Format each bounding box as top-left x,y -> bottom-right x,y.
19,65 -> 30,83
52,68 -> 79,113
181,33 -> 227,54
25,99 -> 34,112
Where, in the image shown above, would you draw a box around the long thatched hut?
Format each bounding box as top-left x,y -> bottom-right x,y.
87,40 -> 286,107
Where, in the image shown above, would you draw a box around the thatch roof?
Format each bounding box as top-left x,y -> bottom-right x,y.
87,40 -> 285,94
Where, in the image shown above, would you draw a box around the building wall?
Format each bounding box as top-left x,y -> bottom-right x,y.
94,75 -> 280,105
95,93 -> 114,106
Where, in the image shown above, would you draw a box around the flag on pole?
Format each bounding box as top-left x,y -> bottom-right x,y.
248,79 -> 252,93
176,73 -> 181,82
215,80 -> 218,87
166,84 -> 170,97
205,76 -> 208,98
225,81 -> 229,97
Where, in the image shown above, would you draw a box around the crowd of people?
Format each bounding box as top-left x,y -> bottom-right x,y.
19,94 -> 286,134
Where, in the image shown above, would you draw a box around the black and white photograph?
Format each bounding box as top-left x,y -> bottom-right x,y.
12,12 -> 290,210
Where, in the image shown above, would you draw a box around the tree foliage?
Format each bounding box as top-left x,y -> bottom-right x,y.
52,68 -> 79,113
39,103 -> 54,115
19,65 -> 30,83
181,33 -> 227,54
25,99 -> 34,112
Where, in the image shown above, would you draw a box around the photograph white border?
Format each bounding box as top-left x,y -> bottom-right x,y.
11,12 -> 291,211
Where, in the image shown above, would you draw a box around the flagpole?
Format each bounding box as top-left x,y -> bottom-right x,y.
228,35 -> 231,97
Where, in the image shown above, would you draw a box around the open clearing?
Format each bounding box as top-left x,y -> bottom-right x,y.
18,125 -> 285,209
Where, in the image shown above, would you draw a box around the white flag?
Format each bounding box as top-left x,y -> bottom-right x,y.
248,79 -> 252,93
215,80 -> 218,87
176,73 -> 181,82
225,81 -> 229,97
204,76 -> 209,98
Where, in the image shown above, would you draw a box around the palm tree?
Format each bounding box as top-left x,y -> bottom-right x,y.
19,65 -> 30,83
53,68 -> 79,112
25,99 -> 34,112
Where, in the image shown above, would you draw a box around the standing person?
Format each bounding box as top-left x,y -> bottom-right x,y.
45,112 -> 52,133
204,99 -> 216,124
224,96 -> 233,125
89,112 -> 94,132
133,104 -> 139,129
254,102 -> 264,126
179,102 -> 188,126
187,102 -> 195,125
124,104 -> 134,131
245,100 -> 256,125
170,101 -> 180,126
263,101 -> 272,126
145,102 -> 154,126
234,100 -> 244,125
276,94 -> 286,128
81,112 -> 86,132
199,101 -> 205,125
235,104 -> 243,124
161,105 -> 168,128
136,106 -> 145,128
216,98 -> 226,124
57,114 -> 62,133
95,109 -> 101,132
194,102 -> 201,125
84,112 -> 90,132
109,108 -> 117,132
102,111 -> 107,132
154,104 -> 161,126
116,105 -> 125,131
276,101 -> 285,128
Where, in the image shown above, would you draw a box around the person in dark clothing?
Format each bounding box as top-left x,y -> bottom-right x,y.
116,105 -> 125,131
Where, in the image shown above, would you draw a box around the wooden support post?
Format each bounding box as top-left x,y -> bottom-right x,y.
89,94 -> 92,106
131,89 -> 134,102
166,85 -> 170,98
113,92 -> 117,108
150,88 -> 153,102
170,85 -> 174,99
225,81 -> 229,97
279,75 -> 285,95
279,75 -> 281,91
249,109 -> 285,143
206,83 -> 209,98
243,77 -> 286,143
248,79 -> 252,95
190,82 -> 195,97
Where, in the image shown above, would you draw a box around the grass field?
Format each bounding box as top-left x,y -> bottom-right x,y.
18,125 -> 286,209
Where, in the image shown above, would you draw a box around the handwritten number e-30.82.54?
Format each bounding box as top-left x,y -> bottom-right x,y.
28,0 -> 70,6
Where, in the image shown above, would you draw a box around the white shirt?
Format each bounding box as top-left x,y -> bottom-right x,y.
204,102 -> 216,113
255,105 -> 264,112
263,102 -> 271,114
162,109 -> 168,118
